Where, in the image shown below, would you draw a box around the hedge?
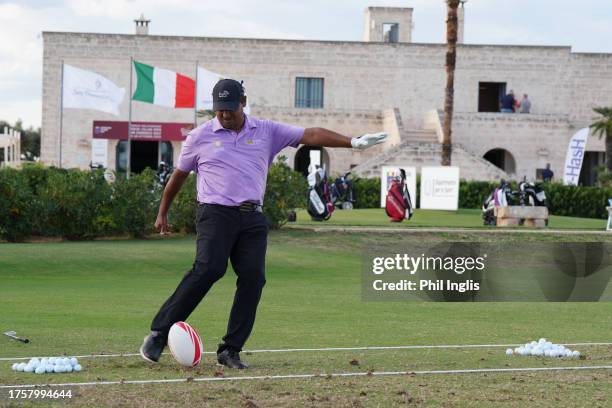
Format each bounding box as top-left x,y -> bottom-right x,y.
2,164 -> 611,242
0,161 -> 307,242
351,178 -> 612,219
0,165 -> 160,242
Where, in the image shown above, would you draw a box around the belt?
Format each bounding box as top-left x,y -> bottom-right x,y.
199,202 -> 263,213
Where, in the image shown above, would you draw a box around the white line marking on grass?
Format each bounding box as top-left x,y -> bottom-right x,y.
2,342 -> 611,361
2,365 -> 611,389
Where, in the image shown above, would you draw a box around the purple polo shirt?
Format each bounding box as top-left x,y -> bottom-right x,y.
176,115 -> 304,205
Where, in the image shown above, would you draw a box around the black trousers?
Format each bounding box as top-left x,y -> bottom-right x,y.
151,204 -> 268,353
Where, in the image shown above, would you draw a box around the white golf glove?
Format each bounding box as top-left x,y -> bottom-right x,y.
351,132 -> 388,149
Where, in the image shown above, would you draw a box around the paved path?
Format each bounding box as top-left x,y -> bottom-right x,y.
288,226 -> 611,235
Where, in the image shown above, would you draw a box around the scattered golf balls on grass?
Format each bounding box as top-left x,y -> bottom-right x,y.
507,339 -> 581,358
10,357 -> 82,374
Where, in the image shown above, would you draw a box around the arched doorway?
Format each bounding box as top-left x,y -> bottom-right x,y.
483,148 -> 516,175
294,146 -> 330,177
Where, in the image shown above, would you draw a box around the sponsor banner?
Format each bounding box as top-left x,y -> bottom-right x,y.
380,166 -> 417,208
92,121 -> 193,141
91,138 -> 108,168
420,166 -> 459,210
362,241 -> 612,302
563,128 -> 589,185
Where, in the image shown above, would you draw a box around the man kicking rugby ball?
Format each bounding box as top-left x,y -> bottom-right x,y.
140,78 -> 386,369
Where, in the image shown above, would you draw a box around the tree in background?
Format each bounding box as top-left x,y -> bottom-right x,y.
441,0 -> 460,166
0,119 -> 40,161
590,107 -> 612,173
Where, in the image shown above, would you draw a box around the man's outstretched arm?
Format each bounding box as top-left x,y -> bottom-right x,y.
301,128 -> 387,149
155,169 -> 190,236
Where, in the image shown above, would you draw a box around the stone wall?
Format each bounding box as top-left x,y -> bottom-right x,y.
42,31 -> 612,178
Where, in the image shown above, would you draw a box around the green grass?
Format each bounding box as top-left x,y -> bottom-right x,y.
1,230 -> 611,407
291,208 -> 608,229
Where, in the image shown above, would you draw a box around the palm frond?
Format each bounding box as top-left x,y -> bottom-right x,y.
590,106 -> 612,139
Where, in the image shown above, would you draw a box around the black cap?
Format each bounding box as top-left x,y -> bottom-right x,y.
212,79 -> 244,112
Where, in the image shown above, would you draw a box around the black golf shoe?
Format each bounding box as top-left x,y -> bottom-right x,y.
217,349 -> 249,369
139,332 -> 166,363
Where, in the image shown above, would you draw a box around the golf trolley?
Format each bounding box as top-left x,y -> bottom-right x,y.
482,178 -> 550,226
331,171 -> 355,210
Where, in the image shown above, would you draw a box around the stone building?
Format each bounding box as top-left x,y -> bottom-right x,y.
41,6 -> 612,184
0,127 -> 21,168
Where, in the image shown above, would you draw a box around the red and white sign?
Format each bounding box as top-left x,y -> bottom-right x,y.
92,121 -> 193,141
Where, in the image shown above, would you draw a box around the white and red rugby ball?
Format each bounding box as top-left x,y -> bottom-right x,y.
168,322 -> 204,367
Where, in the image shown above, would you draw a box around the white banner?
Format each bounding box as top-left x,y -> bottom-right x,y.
91,138 -> 108,168
196,67 -> 250,114
563,128 -> 589,185
380,166 -> 417,208
62,64 -> 125,115
420,167 -> 460,210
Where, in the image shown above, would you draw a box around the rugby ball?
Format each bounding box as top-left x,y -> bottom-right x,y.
167,321 -> 203,367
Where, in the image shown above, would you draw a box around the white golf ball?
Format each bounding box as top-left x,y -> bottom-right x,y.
48,357 -> 56,364
35,366 -> 45,374
11,363 -> 18,370
73,364 -> 82,372
506,348 -> 513,356
29,358 -> 40,366
24,365 -> 34,373
64,364 -> 73,372
53,365 -> 63,373
572,351 -> 580,358
18,363 -> 26,372
70,357 -> 78,366
61,358 -> 70,366
40,358 -> 49,366
538,338 -> 546,344
46,364 -> 54,373
534,349 -> 544,356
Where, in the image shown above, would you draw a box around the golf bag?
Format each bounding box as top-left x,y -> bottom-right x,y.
331,171 -> 355,210
482,180 -> 514,226
518,178 -> 550,226
518,179 -> 549,208
385,169 -> 414,222
156,161 -> 173,188
307,165 -> 334,221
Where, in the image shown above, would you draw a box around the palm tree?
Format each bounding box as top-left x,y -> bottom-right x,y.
441,0 -> 461,166
590,107 -> 612,172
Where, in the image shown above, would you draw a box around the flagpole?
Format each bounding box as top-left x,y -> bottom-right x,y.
127,57 -> 133,179
58,60 -> 65,168
194,60 -> 199,128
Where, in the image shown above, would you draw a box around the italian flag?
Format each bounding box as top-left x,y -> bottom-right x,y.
132,61 -> 195,108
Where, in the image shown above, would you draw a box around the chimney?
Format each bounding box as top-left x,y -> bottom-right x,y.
363,7 -> 413,43
134,14 -> 151,35
457,1 -> 466,44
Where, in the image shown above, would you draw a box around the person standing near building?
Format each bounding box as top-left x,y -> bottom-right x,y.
500,90 -> 516,113
519,94 -> 531,113
139,79 -> 387,369
542,163 -> 554,182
